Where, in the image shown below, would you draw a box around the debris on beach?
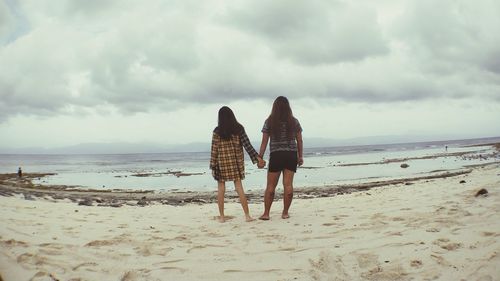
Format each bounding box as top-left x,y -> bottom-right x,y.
78,198 -> 93,206
475,188 -> 488,197
23,193 -> 35,201
137,196 -> 149,206
299,166 -> 323,169
130,170 -> 204,178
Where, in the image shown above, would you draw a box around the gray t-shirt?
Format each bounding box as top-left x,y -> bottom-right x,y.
262,118 -> 302,153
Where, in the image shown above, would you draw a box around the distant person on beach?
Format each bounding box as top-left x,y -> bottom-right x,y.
210,106 -> 266,223
17,167 -> 22,178
258,96 -> 303,220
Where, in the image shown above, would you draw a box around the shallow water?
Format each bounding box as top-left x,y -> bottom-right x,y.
1,140 -> 498,191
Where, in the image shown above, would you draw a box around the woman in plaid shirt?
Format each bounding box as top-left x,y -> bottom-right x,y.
210,106 -> 265,223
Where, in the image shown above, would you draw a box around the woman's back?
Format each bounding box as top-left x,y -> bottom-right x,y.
262,117 -> 302,153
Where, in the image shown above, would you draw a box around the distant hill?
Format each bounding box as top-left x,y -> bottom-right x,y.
0,142 -> 211,154
1,135 -> 498,154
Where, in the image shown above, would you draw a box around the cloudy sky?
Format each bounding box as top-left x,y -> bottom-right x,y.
1,0 -> 499,151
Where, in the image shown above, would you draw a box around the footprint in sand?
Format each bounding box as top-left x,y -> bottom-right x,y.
121,271 -> 140,281
16,253 -> 55,270
73,262 -> 98,271
361,264 -> 408,281
212,215 -> 235,221
134,245 -> 152,256
204,231 -> 225,238
17,252 -> 36,264
434,206 -> 446,213
171,235 -> 191,242
39,243 -> 65,250
187,244 -> 225,253
430,254 -> 449,266
410,260 -> 423,268
433,238 -> 461,251
29,271 -> 56,281
156,266 -> 188,273
386,231 -> 403,236
309,251 -> 351,280
153,259 -> 184,266
39,248 -> 63,256
1,239 -> 28,247
370,213 -> 383,218
482,232 -> 499,237
475,276 -> 494,281
85,239 -> 116,247
224,268 -> 299,273
356,253 -> 379,269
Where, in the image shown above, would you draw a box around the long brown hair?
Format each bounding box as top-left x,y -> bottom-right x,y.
267,96 -> 295,139
216,106 -> 243,140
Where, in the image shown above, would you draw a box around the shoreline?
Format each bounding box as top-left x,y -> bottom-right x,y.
0,142 -> 497,207
334,147 -> 496,167
0,164 -> 494,207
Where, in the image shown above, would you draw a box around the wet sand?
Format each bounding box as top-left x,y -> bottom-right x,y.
0,168 -> 475,207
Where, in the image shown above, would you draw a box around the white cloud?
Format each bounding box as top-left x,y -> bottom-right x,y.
0,0 -> 499,148
226,0 -> 389,64
0,1 -> 15,42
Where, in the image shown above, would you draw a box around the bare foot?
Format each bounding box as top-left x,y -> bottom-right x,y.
218,216 -> 226,223
246,216 -> 255,222
259,215 -> 270,220
281,213 -> 290,219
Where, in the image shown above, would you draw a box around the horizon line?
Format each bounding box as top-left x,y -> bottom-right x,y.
1,135 -> 499,155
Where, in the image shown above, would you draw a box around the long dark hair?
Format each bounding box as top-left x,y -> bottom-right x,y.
216,106 -> 243,140
267,96 -> 295,139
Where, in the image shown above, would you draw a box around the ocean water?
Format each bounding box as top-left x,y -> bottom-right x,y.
0,138 -> 498,192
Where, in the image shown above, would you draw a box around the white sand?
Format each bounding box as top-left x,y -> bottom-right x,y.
1,165 -> 499,281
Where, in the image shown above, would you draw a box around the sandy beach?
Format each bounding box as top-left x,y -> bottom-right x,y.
0,162 -> 498,281
3,0 -> 500,279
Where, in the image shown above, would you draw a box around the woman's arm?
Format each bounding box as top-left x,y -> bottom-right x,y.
240,129 -> 259,164
259,132 -> 269,158
296,131 -> 303,166
209,132 -> 218,169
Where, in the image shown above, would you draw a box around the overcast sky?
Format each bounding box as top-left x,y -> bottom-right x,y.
1,0 -> 499,150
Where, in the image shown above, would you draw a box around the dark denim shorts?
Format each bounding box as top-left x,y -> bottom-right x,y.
268,151 -> 298,173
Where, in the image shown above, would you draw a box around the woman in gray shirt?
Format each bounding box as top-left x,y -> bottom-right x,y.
258,96 -> 303,220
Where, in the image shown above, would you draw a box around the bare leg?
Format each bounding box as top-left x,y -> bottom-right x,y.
259,171 -> 281,220
234,179 -> 254,222
282,169 -> 295,219
217,181 -> 226,223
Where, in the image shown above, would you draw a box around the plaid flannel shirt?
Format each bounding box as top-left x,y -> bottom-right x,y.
210,129 -> 259,181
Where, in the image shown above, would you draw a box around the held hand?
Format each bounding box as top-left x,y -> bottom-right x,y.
257,158 -> 266,169
298,157 -> 304,167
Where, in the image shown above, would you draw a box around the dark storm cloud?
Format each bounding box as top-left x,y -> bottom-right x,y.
0,0 -> 499,122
